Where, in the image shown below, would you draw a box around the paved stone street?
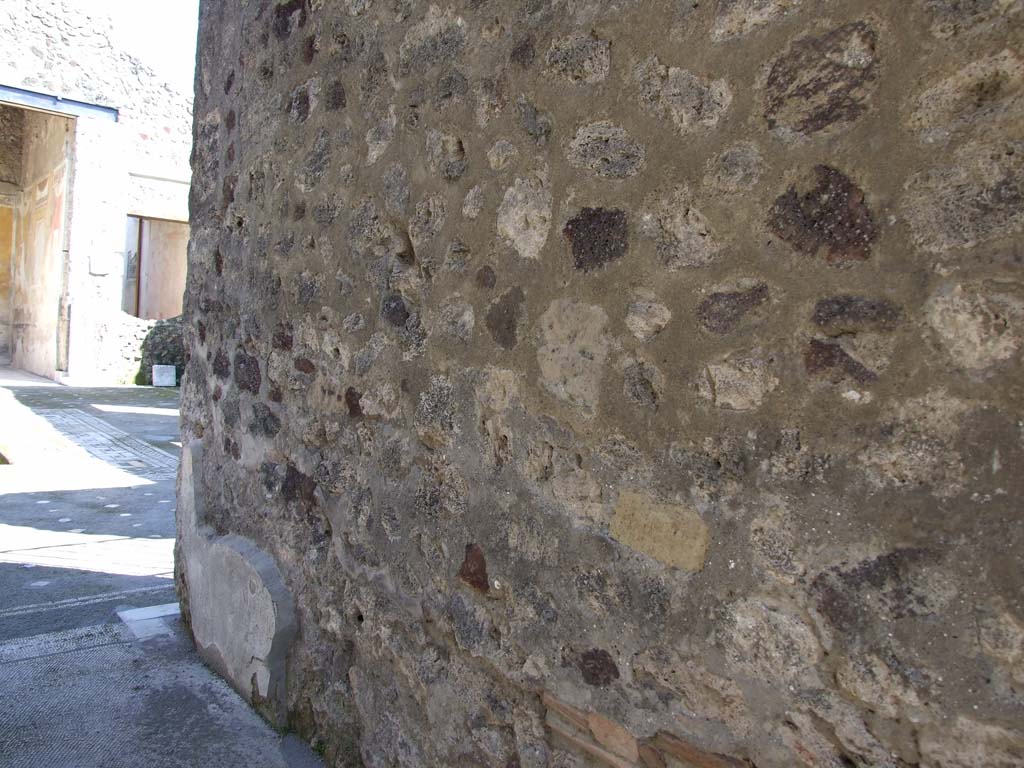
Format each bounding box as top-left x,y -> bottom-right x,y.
0,367 -> 321,768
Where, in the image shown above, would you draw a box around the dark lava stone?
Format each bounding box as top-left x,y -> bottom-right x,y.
563,207 -> 629,272
578,648 -> 620,686
381,294 -> 410,327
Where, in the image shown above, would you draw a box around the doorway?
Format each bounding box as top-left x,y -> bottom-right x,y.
122,216 -> 188,320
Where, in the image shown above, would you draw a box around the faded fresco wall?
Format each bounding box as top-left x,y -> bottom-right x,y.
180,1 -> 1024,767
0,105 -> 21,364
0,206 -> 12,362
139,219 -> 190,321
12,111 -> 70,379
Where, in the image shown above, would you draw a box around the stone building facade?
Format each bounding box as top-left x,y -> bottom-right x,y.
0,0 -> 192,383
179,1 -> 1024,766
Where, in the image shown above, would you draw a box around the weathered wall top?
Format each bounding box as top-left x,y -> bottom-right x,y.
0,0 -> 193,179
181,0 -> 1024,766
0,105 -> 23,190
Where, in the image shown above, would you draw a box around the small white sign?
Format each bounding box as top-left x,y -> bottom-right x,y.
152,365 -> 177,386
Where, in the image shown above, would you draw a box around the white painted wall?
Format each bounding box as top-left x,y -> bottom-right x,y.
138,219 -> 188,321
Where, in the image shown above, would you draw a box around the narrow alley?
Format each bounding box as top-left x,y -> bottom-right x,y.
0,367 -> 321,768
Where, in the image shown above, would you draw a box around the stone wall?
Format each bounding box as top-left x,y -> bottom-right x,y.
0,105 -> 23,191
136,316 -> 186,385
181,1 -> 1024,766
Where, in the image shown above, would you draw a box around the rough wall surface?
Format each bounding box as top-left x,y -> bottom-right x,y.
181,1 -> 1024,767
0,105 -> 23,190
137,316 -> 186,385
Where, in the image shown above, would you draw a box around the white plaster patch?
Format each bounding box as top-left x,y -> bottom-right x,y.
365,106 -> 396,165
537,298 -> 609,415
926,282 -> 1024,371
699,349 -> 779,410
625,291 -> 672,342
640,187 -> 722,269
634,55 -> 733,133
497,172 -> 552,260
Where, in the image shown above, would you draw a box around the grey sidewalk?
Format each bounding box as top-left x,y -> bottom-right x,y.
0,366 -> 321,768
